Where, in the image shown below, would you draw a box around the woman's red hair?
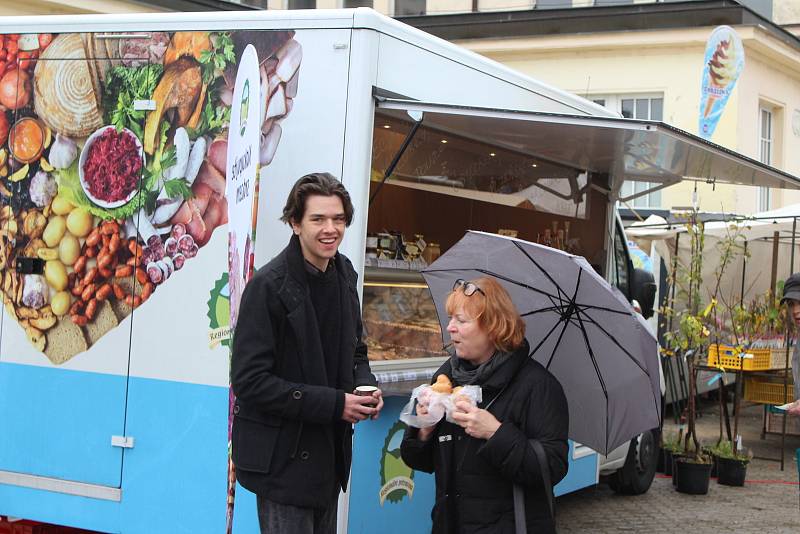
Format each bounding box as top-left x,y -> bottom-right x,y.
445,277 -> 526,353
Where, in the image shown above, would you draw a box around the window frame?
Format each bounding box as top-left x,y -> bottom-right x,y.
392,0 -> 426,16
340,0 -> 374,7
285,0 -> 316,9
758,106 -> 773,211
593,93 -> 665,209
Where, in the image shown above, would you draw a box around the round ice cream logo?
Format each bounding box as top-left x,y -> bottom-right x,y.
207,273 -> 232,349
239,79 -> 250,137
379,421 -> 414,505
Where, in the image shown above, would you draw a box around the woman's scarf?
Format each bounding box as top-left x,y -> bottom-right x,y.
449,348 -> 514,386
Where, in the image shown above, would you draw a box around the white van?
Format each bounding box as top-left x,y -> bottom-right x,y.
0,8 -> 792,533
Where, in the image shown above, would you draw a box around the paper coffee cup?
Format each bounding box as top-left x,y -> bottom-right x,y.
355,385 -> 378,396
355,385 -> 378,406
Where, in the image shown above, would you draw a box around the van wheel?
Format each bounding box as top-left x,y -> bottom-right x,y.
608,429 -> 659,495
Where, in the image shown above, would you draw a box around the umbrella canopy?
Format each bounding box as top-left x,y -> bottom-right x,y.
421,231 -> 661,454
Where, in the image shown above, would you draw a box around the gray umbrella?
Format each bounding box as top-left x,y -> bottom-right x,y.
421,231 -> 661,454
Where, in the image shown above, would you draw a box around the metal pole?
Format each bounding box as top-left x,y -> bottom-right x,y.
369,118 -> 423,206
780,218 -> 796,471
666,232 -> 683,423
740,241 -> 748,307
770,231 -> 780,302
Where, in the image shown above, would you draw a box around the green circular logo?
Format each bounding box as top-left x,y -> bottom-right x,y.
379,421 -> 415,505
208,273 -> 231,348
239,79 -> 250,137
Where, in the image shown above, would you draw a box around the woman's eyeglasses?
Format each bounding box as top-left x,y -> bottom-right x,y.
453,279 -> 484,296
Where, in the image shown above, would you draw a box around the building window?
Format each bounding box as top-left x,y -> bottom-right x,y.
287,0 -> 315,8
395,0 -> 425,15
758,107 -> 773,211
595,94 -> 664,208
343,0 -> 372,7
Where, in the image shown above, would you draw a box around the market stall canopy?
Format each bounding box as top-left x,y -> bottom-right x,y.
627,205 -> 800,314
375,98 -> 800,192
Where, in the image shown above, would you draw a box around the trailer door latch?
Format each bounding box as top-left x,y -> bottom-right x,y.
111,436 -> 135,449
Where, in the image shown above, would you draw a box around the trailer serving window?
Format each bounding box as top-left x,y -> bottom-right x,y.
362,98 -> 800,374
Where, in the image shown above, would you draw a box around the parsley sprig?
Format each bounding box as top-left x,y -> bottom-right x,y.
103,64 -> 164,140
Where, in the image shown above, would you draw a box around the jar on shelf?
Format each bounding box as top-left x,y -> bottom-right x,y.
422,242 -> 441,264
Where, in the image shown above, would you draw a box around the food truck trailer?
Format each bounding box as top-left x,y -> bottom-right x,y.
0,7 -> 796,534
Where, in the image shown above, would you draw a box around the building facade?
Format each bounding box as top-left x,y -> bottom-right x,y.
395,0 -> 800,215
8,0 -> 800,214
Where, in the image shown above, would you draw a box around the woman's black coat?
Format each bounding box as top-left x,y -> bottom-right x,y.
401,342 -> 569,533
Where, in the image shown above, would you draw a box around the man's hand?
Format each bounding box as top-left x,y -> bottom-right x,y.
342,393 -> 377,424
787,399 -> 800,416
369,388 -> 384,420
451,400 -> 501,440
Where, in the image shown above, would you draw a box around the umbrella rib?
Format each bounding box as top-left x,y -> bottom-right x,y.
574,308 -> 650,376
544,266 -> 584,370
575,303 -> 631,315
424,267 -> 564,302
520,306 -> 562,317
473,268 -> 563,302
577,308 -> 662,429
528,314 -> 570,361
573,287 -> 611,454
575,304 -> 662,435
545,306 -> 573,371
512,242 -> 572,304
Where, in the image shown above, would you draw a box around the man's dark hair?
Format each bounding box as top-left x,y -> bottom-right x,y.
280,172 -> 354,227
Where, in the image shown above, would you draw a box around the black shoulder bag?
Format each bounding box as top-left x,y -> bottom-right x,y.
513,439 -> 554,534
482,383 -> 555,534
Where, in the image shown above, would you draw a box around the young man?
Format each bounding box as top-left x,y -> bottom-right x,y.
780,273 -> 800,416
231,172 -> 383,533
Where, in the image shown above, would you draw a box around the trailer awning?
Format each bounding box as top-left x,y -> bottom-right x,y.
375,98 -> 800,192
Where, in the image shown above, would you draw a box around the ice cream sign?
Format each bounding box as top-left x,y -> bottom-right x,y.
698,26 -> 745,139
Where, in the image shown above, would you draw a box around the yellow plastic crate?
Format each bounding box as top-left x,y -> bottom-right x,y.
743,376 -> 794,405
766,347 -> 794,370
707,344 -> 771,371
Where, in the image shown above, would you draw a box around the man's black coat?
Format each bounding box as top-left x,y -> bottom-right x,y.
401,342 -> 569,533
231,235 -> 377,508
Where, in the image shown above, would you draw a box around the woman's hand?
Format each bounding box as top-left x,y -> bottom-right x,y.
451,400 -> 501,440
415,401 -> 436,442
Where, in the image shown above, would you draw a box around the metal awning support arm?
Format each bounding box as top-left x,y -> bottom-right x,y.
369,112 -> 424,206
614,176 -> 680,203
529,174 -> 588,204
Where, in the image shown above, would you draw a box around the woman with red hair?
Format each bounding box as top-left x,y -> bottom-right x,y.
401,277 -> 569,533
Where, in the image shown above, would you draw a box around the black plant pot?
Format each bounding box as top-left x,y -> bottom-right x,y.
717,457 -> 748,486
671,454 -> 685,487
701,448 -> 718,478
656,446 -> 665,473
663,450 -> 674,476
675,458 -> 712,495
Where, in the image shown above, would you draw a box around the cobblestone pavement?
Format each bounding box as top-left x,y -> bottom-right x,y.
556,399 -> 800,533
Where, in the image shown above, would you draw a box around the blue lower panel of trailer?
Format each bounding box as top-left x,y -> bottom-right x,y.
0,362 -> 260,534
555,441 -> 599,496
0,365 -> 598,533
348,396 -> 435,534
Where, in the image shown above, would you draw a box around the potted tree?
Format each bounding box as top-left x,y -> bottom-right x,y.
709,439 -> 751,486
661,431 -> 681,476
661,214 -> 714,495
